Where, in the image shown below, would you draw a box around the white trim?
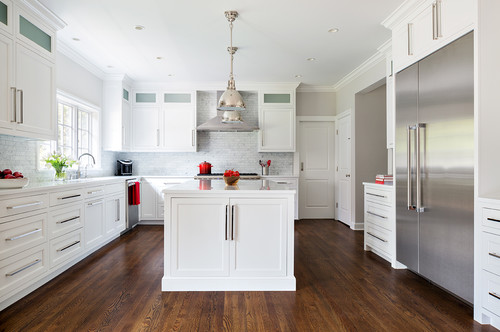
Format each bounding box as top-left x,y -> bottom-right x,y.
132,81 -> 300,92
297,116 -> 336,122
336,109 -> 351,120
297,85 -> 336,93
21,0 -> 66,30
333,51 -> 386,92
57,89 -> 100,112
381,0 -> 428,30
57,41 -> 106,80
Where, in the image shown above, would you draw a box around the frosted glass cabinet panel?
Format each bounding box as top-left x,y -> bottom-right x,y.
164,93 -> 191,103
135,93 -> 156,103
0,1 -> 7,26
263,93 -> 291,104
19,15 -> 51,52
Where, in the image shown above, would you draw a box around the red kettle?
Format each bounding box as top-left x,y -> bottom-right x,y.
198,161 -> 212,174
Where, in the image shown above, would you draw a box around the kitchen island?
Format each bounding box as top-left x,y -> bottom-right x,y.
162,179 -> 296,291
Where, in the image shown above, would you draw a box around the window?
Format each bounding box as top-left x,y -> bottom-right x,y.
39,91 -> 100,169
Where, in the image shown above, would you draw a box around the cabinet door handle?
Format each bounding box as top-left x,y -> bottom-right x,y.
367,232 -> 388,243
6,201 -> 43,210
367,211 -> 388,219
432,2 -> 437,40
436,0 -> 442,38
87,201 -> 103,207
489,252 -> 500,259
225,205 -> 229,240
231,205 -> 235,240
487,218 -> 500,223
19,89 -> 24,124
407,23 -> 414,56
116,199 -> 120,222
367,192 -> 387,199
5,228 -> 42,241
87,190 -> 103,195
157,129 -> 160,146
300,162 -> 304,171
192,130 -> 195,147
58,194 -> 81,200
10,87 -> 16,122
489,292 -> 500,301
57,240 -> 80,252
6,259 -> 41,277
57,216 -> 79,224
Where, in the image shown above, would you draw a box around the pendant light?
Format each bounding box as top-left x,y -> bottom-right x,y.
218,10 -> 245,122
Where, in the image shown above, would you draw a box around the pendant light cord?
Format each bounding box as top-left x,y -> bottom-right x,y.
229,20 -> 234,82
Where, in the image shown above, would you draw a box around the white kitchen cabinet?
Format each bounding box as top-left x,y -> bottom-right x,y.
131,106 -> 160,150
48,228 -> 83,268
102,78 -> 131,151
363,183 -> 396,267
169,197 -> 287,278
139,179 -> 157,220
0,0 -> 13,35
258,108 -> 295,152
385,0 -> 474,72
140,177 -> 190,223
0,2 -> 60,141
105,194 -> 125,237
84,199 -> 104,250
162,92 -> 196,152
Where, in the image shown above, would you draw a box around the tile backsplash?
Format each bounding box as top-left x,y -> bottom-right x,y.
117,91 -> 294,176
0,91 -> 294,180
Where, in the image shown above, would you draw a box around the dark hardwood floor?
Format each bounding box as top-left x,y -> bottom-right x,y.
0,220 -> 496,331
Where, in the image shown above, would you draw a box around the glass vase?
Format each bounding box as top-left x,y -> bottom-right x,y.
54,169 -> 66,181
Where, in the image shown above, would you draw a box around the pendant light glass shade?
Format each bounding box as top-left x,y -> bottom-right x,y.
217,11 -> 245,112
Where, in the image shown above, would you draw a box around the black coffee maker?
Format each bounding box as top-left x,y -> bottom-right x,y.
116,160 -> 133,176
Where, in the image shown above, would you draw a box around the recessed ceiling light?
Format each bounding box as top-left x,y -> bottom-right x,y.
107,65 -> 114,68
72,37 -> 80,41
134,25 -> 145,31
168,74 -> 174,77
328,28 -> 339,33
295,74 -> 302,78
307,57 -> 316,61
156,56 -> 163,60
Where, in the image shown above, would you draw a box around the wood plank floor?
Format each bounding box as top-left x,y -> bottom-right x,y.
0,220 -> 497,331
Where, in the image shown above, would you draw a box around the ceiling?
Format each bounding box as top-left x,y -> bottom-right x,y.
39,0 -> 405,87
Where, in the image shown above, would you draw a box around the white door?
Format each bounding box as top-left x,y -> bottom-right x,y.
162,103 -> 195,151
337,113 -> 352,226
298,121 -> 335,219
131,107 -> 160,150
0,33 -> 14,130
15,43 -> 56,140
230,198 -> 287,277
170,197 -> 229,277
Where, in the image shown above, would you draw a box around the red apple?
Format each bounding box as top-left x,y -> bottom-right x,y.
2,169 -> 12,176
13,172 -> 23,178
4,174 -> 15,179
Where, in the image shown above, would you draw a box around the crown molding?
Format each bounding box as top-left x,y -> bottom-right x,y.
332,49 -> 386,92
297,85 -> 336,93
377,39 -> 392,56
381,0 -> 429,29
57,41 -> 107,80
21,0 -> 66,30
131,81 -> 301,91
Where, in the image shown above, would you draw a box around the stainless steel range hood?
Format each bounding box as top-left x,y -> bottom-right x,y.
196,111 -> 259,132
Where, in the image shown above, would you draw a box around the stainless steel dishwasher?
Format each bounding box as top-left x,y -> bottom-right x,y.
124,178 -> 140,233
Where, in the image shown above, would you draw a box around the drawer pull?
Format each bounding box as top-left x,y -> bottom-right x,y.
87,201 -> 103,207
367,193 -> 387,199
57,240 -> 80,252
489,252 -> 500,259
367,232 -> 388,243
87,190 -> 104,195
57,216 -> 79,224
367,211 -> 388,219
487,218 -> 500,223
489,292 -> 500,301
6,259 -> 41,277
6,201 -> 43,210
6,228 -> 42,241
58,194 -> 81,200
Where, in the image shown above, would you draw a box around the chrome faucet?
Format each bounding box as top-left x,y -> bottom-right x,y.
77,153 -> 96,179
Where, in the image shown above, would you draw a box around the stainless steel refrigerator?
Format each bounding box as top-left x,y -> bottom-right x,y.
395,32 -> 474,303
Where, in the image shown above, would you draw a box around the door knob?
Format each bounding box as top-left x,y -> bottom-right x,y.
301,162 -> 304,171
346,174 -> 351,178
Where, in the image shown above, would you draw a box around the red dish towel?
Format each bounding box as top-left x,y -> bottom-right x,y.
129,182 -> 141,205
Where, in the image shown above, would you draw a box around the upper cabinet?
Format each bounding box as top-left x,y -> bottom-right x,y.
384,0 -> 474,72
130,90 -> 196,152
102,76 -> 131,151
0,0 -> 64,140
258,90 -> 296,152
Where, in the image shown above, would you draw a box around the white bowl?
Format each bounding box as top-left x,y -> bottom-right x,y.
0,177 -> 29,189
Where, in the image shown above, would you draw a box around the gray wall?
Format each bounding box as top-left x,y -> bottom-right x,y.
296,91 -> 336,116
354,84 -> 388,224
118,91 -> 294,176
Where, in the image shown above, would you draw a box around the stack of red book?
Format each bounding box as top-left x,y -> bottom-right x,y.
375,174 -> 393,185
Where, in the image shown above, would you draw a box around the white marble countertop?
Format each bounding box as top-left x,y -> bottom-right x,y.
163,179 -> 296,195
363,182 -> 394,187
0,176 -> 134,196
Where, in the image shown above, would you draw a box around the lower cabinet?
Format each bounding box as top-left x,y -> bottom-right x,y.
84,199 -> 105,250
105,194 -> 126,237
140,177 -> 190,223
170,197 -> 287,278
49,229 -> 83,268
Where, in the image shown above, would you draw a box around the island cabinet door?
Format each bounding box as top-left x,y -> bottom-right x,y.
229,198 -> 288,277
170,198 -> 229,277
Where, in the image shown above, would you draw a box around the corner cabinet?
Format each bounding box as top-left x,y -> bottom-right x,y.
258,91 -> 296,152
0,1 -> 62,140
130,91 -> 196,152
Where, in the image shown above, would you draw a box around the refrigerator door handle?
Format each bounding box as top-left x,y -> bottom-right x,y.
407,125 -> 416,211
416,123 -> 426,212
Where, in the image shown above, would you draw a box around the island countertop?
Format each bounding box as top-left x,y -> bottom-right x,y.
163,179 -> 296,195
